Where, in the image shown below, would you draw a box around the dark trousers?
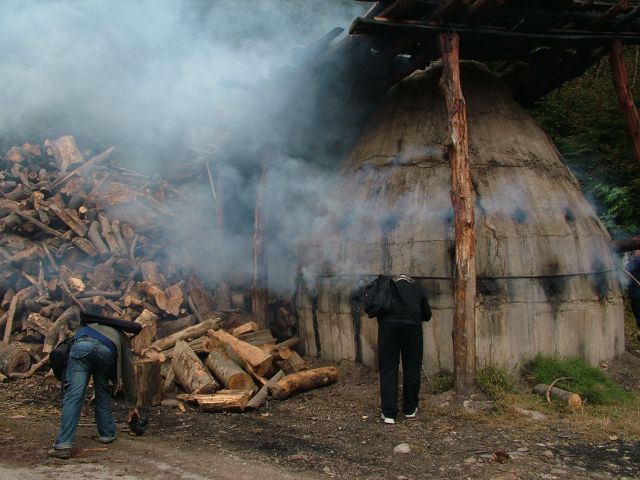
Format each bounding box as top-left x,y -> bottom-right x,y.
631,299 -> 640,329
378,321 -> 423,419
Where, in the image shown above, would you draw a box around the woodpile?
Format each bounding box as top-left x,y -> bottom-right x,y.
0,135 -> 338,409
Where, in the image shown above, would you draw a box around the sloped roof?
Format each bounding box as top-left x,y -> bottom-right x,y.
325,0 -> 640,104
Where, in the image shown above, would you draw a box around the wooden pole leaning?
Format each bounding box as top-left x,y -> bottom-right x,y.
610,39 -> 640,163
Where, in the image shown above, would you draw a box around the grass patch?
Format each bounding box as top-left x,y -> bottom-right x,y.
523,355 -> 632,405
476,365 -> 514,401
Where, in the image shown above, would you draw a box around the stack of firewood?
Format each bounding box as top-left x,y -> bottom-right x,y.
135,318 -> 338,412
0,135 -> 338,407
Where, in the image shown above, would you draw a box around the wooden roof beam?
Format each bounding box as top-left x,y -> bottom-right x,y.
587,0 -> 630,30
349,17 -> 640,47
464,0 -> 510,25
428,0 -> 475,23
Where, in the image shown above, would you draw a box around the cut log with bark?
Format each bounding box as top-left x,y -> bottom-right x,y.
270,366 -> 338,400
150,318 -> 219,352
155,315 -> 196,340
280,350 -> 308,374
178,390 -> 251,412
0,343 -> 31,375
134,358 -> 162,406
208,329 -> 273,377
130,309 -> 159,355
162,365 -> 178,395
231,321 -> 258,337
171,340 -> 220,394
43,306 -> 79,354
49,135 -> 84,172
87,221 -> 110,258
25,313 -> 54,336
204,348 -> 256,392
237,329 -> 276,347
48,204 -> 87,237
533,383 -> 582,410
246,369 -> 285,410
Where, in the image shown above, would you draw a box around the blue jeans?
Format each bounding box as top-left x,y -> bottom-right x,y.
54,337 -> 117,449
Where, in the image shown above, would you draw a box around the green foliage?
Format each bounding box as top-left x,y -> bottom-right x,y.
531,49 -> 640,236
428,371 -> 454,394
522,355 -> 632,405
476,365 -> 514,401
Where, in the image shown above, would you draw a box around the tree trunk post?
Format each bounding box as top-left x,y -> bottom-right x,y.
251,167 -> 269,330
610,39 -> 640,163
438,32 -> 477,395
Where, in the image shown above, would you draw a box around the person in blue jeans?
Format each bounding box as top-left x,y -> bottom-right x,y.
49,320 -> 138,459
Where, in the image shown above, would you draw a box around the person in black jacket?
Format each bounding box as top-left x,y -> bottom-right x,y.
377,274 -> 432,424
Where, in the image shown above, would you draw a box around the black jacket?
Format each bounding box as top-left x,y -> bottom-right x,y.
379,278 -> 432,325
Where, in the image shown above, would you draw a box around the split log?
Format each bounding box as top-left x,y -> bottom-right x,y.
197,390 -> 251,412
270,366 -> 338,400
163,336 -> 210,359
187,295 -> 204,323
134,359 -> 162,406
171,340 -> 220,394
280,351 -> 307,374
439,32 -> 476,395
48,204 -> 87,237
237,329 -> 276,347
533,383 -> 582,410
208,329 -> 273,377
130,309 -> 159,355
98,212 -> 120,256
155,314 -> 196,339
162,365 -> 178,395
0,343 -> 31,375
275,336 -> 300,350
205,348 -> 256,392
246,370 -> 285,410
87,221 -> 110,258
150,318 -> 219,352
71,237 -> 98,257
51,146 -> 114,189
187,275 -> 214,316
25,313 -> 54,336
43,306 -> 79,354
231,321 -> 258,337
49,135 -> 84,172
141,262 -> 168,288
2,295 -> 20,343
111,219 -> 128,256
163,283 -> 184,317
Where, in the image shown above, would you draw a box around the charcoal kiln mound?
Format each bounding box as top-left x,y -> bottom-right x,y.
296,63 -> 624,373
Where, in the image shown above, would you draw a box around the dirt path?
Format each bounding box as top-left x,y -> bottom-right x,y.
1,355 -> 639,480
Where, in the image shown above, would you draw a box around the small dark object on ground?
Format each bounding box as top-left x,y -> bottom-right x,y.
128,412 -> 148,436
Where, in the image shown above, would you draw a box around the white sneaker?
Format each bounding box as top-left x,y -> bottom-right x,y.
381,415 -> 396,424
404,408 -> 417,418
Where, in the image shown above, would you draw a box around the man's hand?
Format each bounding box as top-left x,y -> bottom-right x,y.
127,408 -> 139,423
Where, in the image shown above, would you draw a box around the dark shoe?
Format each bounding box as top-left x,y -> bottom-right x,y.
381,414 -> 396,425
404,408 -> 417,418
97,435 -> 116,444
48,447 -> 72,459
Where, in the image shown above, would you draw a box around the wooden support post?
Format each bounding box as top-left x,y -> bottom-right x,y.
439,32 -> 476,395
610,39 -> 640,163
251,167 -> 269,330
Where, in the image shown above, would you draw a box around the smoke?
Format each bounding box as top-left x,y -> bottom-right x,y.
1,0 -> 373,295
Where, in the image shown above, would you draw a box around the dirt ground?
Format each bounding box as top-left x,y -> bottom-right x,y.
1,346 -> 640,480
